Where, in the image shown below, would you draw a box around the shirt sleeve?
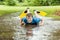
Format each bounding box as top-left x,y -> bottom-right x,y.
22,17 -> 27,23
36,18 -> 42,23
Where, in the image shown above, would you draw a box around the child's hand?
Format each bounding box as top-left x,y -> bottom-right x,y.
39,18 -> 44,26
21,22 -> 25,26
21,23 -> 24,25
20,19 -> 25,26
39,23 -> 43,26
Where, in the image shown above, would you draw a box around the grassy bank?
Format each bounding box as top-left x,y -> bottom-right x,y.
0,5 -> 60,19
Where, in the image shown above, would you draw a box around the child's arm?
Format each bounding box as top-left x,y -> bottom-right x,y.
39,18 -> 44,26
20,19 -> 25,26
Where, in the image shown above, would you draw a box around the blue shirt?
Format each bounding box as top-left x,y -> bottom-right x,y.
22,17 -> 41,25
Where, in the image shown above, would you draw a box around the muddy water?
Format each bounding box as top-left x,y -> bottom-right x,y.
0,12 -> 60,40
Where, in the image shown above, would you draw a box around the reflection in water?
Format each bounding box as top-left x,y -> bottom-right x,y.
13,16 -> 60,40
0,13 -> 60,40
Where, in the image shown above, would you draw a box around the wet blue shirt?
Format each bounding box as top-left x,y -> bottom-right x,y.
22,17 -> 41,25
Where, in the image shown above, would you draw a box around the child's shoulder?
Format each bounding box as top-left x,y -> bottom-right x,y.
22,17 -> 26,20
33,17 -> 40,19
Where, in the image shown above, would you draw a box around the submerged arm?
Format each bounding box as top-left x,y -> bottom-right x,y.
20,19 -> 25,26
39,18 -> 44,26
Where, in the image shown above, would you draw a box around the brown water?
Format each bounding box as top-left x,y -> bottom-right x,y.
0,12 -> 60,40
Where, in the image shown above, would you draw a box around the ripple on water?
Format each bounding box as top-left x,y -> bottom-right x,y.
0,13 -> 60,40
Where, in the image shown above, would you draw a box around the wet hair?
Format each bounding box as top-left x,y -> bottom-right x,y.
26,13 -> 33,17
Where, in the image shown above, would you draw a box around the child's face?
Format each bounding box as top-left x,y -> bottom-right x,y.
26,16 -> 33,23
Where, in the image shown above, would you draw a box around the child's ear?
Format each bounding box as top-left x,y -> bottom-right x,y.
24,10 -> 27,13
37,11 -> 40,13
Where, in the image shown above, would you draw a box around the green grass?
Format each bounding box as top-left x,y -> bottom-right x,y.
51,16 -> 60,20
0,5 -> 60,20
0,5 -> 20,16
